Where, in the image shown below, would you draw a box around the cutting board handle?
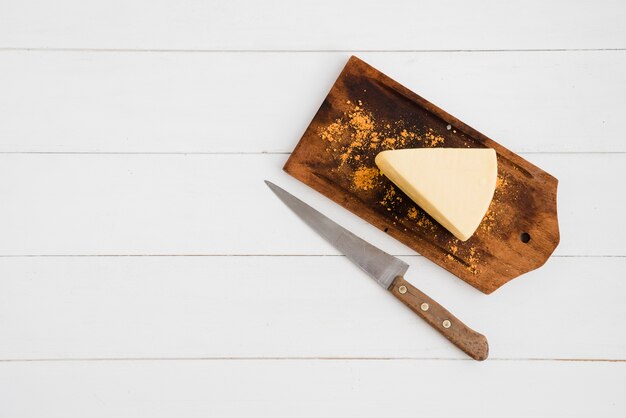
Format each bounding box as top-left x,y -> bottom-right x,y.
390,276 -> 489,361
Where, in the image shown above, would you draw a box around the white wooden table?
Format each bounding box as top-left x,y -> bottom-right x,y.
1,1 -> 625,416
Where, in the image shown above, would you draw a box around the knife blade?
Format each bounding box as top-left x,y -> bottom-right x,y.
265,180 -> 488,361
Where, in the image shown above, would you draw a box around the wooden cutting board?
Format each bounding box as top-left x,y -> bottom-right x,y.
284,56 -> 560,294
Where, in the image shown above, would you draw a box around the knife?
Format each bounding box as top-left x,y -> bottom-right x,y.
265,180 -> 488,361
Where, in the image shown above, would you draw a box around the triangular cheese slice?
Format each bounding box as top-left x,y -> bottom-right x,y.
375,148 -> 497,241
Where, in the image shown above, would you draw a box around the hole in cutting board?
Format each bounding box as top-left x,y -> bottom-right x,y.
384,228 -> 389,232
520,232 -> 531,243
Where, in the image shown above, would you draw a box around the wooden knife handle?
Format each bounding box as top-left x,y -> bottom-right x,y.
390,276 -> 489,361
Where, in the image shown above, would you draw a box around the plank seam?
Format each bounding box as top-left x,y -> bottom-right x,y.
1,152 -> 625,155
0,254 -> 622,258
0,357 -> 623,362
0,48 -> 624,53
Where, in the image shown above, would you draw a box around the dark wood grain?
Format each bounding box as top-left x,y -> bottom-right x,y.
284,56 -> 560,294
391,276 -> 489,361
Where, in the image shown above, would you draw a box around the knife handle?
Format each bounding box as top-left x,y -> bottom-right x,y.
390,276 -> 489,361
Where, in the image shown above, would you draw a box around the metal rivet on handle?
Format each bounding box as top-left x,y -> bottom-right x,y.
442,320 -> 451,329
420,303 -> 429,311
398,285 -> 407,294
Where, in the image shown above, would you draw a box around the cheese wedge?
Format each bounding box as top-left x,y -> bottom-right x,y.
375,148 -> 497,241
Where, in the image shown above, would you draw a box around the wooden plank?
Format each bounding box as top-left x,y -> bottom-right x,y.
1,359 -> 625,417
0,153 -> 623,256
1,255 -> 624,360
0,0 -> 624,50
284,55 -> 559,294
0,51 -> 624,153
